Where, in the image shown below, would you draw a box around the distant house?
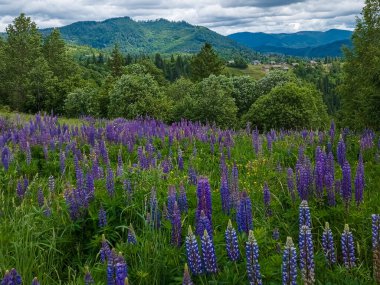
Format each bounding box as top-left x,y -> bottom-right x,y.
310,60 -> 317,65
252,60 -> 261,65
292,62 -> 299,67
227,60 -> 235,64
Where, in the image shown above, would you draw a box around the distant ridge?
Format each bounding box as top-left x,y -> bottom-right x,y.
40,17 -> 255,58
228,29 -> 353,57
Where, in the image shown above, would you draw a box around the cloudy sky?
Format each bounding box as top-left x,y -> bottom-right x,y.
0,0 -> 364,35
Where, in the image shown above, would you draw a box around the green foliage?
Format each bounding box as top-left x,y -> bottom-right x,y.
108,70 -> 172,120
230,76 -> 257,116
190,75 -> 238,128
190,43 -> 225,81
64,87 -> 100,117
254,70 -> 298,98
340,0 -> 380,129
243,82 -> 329,130
108,44 -> 124,78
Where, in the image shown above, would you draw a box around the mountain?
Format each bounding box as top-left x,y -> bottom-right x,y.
40,17 -> 255,58
228,29 -> 353,57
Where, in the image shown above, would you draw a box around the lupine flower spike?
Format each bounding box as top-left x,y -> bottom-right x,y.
372,214 -> 380,283
32,277 -> 40,285
84,266 -> 95,285
341,224 -> 356,269
282,237 -> 297,285
185,226 -> 203,275
182,263 -> 194,285
127,223 -> 137,244
225,219 -> 240,261
299,200 -> 312,229
246,230 -> 263,285
299,225 -> 315,285
322,222 -> 336,266
201,229 -> 217,274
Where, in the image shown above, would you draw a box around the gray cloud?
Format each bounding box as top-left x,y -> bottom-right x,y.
0,0 -> 365,34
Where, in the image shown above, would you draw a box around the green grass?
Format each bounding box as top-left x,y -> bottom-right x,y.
224,64 -> 266,80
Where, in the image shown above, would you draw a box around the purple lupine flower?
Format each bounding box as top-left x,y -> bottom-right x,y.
115,253 -> 128,285
252,128 -> 261,156
246,230 -> 263,285
171,201 -> 182,247
273,228 -> 280,241
127,224 -> 137,244
329,121 -> 335,144
282,237 -> 297,285
341,224 -> 356,269
86,173 -> 95,201
337,138 -> 346,167
1,268 -> 22,285
106,167 -> 115,197
178,183 -> 188,214
48,175 -> 55,193
325,172 -> 336,206
59,149 -> 66,174
201,229 -> 217,274
322,222 -> 336,266
32,277 -> 40,285
26,142 -> 32,165
315,146 -> 325,199
37,188 -> 44,207
188,166 -> 197,185
354,154 -> 365,207
287,168 -> 296,203
299,225 -> 315,285
195,177 -> 212,231
372,214 -> 380,283
16,178 -> 27,200
149,187 -> 161,228
373,214 -> 380,250
98,205 -> 107,228
335,180 -> 341,196
117,148 -> 123,177
178,148 -> 184,171
1,146 -> 10,171
84,267 -> 95,285
107,261 -> 115,285
237,191 -> 253,234
196,210 -> 213,238
263,182 -> 272,217
299,200 -> 312,229
123,179 -> 132,199
99,234 -> 112,263
220,174 -> 230,214
167,185 -> 177,221
182,263 -> 194,285
266,132 -> 273,152
185,226 -> 203,275
341,161 -> 352,209
225,219 -> 240,261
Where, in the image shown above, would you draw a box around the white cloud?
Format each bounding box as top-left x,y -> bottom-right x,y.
0,0 -> 365,34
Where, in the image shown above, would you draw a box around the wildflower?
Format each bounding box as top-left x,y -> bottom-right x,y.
106,167 -> 115,197
237,191 -> 253,234
196,210 -> 213,238
117,148 -> 123,177
246,230 -> 263,285
178,183 -> 188,214
98,205 -> 107,228
220,174 -> 230,214
315,146 -> 325,199
201,230 -> 217,274
185,226 -> 203,275
37,188 -> 44,207
341,161 -> 352,209
127,224 -> 137,245
263,182 -> 272,217
299,225 -> 315,285
322,222 -> 336,266
178,148 -> 184,171
282,237 -> 297,285
1,268 -> 22,285
48,175 -> 55,193
182,263 -> 194,285
84,267 -> 95,285
337,138 -> 346,167
195,178 -> 212,232
372,214 -> 380,283
287,168 -> 295,203
32,277 -> 40,285
299,200 -> 312,229
1,146 -> 10,171
354,154 -> 365,207
225,219 -> 240,261
115,253 -> 128,285
341,224 -> 356,269
171,201 -> 182,247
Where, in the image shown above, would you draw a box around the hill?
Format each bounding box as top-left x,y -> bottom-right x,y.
40,17 -> 256,58
228,29 -> 353,57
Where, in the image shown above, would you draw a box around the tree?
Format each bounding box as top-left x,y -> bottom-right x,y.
108,72 -> 172,120
339,0 -> 380,129
64,87 -> 100,117
191,75 -> 238,128
4,13 -> 44,111
230,76 -> 257,116
243,83 -> 329,130
190,43 -> 224,81
254,70 -> 298,99
108,44 -> 124,77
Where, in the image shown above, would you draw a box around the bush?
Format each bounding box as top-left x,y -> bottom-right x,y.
230,76 -> 257,116
243,82 -> 329,130
64,87 -> 100,117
